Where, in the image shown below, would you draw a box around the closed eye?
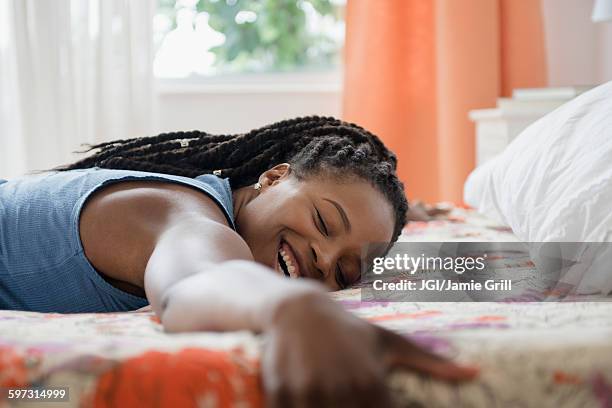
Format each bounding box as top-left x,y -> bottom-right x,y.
315,208 -> 328,236
335,264 -> 347,289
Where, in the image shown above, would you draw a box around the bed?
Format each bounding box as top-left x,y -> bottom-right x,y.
1,207 -> 612,407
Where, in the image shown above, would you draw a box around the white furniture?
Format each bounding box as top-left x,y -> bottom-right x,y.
469,106 -> 551,166
469,87 -> 592,166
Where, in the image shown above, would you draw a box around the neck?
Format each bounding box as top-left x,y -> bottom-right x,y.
232,185 -> 258,226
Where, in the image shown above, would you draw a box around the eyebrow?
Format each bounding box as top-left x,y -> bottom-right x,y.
323,198 -> 351,233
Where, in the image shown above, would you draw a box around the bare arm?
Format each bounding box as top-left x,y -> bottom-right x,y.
80,180 -> 322,332
144,216 -> 323,332
84,183 -> 477,407
144,214 -> 478,407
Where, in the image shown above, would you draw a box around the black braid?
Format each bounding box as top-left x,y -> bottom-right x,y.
59,116 -> 408,242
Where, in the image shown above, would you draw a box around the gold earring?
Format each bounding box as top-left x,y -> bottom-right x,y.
254,182 -> 262,191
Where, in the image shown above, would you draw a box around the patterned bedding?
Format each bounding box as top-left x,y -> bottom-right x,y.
1,208 -> 612,407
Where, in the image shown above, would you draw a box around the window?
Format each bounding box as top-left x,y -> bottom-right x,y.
153,0 -> 345,79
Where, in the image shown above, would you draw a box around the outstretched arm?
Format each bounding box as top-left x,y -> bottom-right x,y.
144,215 -> 478,407
81,181 -> 477,407
144,216 -> 321,332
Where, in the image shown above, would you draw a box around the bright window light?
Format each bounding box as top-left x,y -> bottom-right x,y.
153,0 -> 345,78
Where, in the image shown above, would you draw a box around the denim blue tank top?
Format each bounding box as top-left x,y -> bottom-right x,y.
0,168 -> 235,313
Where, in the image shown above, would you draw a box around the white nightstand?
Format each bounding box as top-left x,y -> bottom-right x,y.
469,87 -> 592,166
469,105 -> 556,166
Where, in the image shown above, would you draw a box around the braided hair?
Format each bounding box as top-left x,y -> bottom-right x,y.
61,116 -> 408,242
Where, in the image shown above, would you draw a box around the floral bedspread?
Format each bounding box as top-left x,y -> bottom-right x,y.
1,208 -> 612,407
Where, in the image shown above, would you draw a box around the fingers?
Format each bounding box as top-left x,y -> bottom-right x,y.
426,206 -> 452,217
377,327 -> 479,382
392,351 -> 480,382
266,385 -> 291,408
406,206 -> 432,222
265,378 -> 396,408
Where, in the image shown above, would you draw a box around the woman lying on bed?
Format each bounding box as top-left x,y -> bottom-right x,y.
0,116 -> 475,407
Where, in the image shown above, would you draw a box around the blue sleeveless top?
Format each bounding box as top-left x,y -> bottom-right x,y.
0,168 -> 235,313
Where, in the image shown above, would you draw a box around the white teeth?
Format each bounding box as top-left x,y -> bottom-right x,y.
279,247 -> 297,278
279,248 -> 295,269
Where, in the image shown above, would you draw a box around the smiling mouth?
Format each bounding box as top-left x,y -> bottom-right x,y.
277,239 -> 300,279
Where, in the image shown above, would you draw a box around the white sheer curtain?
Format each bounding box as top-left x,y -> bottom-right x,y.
0,0 -> 154,179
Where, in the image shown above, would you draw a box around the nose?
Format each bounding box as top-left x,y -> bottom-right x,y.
310,240 -> 340,285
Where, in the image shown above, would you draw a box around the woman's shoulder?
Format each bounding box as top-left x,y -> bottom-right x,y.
79,174 -> 235,290
82,175 -> 232,228
68,167 -> 234,229
5,167 -> 235,227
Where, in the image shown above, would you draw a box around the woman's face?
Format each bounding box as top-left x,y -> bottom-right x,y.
233,164 -> 395,290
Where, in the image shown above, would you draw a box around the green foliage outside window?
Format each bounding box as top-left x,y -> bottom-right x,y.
156,0 -> 344,74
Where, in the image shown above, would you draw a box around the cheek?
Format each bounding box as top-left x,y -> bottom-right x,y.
241,189 -> 291,234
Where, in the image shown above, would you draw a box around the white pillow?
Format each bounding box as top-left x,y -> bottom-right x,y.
464,81 -> 612,294
465,81 -> 612,242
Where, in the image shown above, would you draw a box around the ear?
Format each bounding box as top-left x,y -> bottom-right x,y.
258,163 -> 291,188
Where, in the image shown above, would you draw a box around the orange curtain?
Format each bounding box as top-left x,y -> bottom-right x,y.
342,0 -> 547,203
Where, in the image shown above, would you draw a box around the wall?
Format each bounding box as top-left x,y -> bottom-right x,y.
542,0 -> 612,86
599,21 -> 612,81
153,72 -> 342,134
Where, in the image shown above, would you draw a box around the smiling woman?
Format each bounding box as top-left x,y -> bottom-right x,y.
0,116 -> 476,407
234,163 -> 395,290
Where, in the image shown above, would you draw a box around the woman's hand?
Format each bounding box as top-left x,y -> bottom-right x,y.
151,243 -> 475,407
406,200 -> 452,221
262,292 -> 478,408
